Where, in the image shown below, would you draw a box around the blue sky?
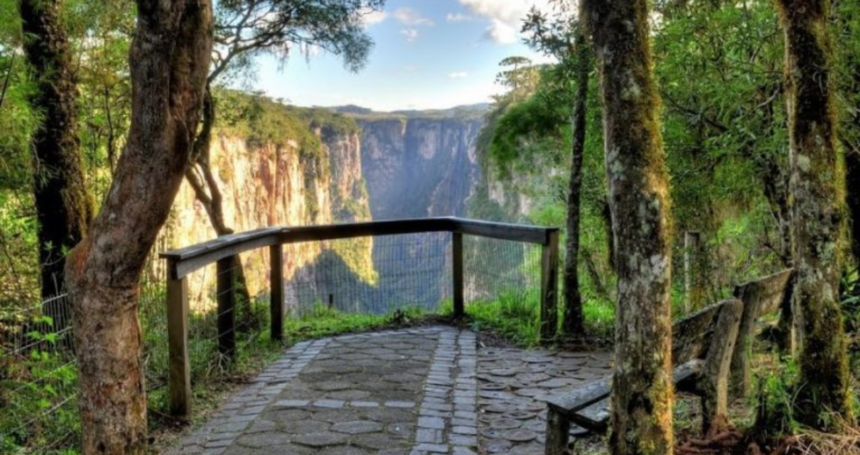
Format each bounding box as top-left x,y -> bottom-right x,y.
249,0 -> 553,111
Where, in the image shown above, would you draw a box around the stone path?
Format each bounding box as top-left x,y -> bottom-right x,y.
165,326 -> 611,455
477,348 -> 612,454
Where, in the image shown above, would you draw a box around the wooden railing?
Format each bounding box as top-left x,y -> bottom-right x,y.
160,217 -> 559,420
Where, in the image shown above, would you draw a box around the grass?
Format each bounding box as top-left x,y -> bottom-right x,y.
439,289 -> 616,348
456,292 -> 543,347
282,304 -> 425,341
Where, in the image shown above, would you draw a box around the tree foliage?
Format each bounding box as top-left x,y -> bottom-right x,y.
212,0 -> 384,82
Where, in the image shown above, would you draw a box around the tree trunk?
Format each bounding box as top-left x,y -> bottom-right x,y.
602,197 -> 616,273
761,156 -> 793,268
65,0 -> 213,453
775,0 -> 853,428
582,246 -> 610,299
582,0 -> 675,453
185,87 -> 256,330
684,231 -> 706,313
562,29 -> 591,336
19,0 -> 93,304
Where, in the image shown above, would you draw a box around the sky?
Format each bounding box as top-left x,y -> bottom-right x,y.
248,0 -> 554,112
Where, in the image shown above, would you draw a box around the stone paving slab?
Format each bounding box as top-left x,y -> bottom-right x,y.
476,348 -> 613,455
164,326 -> 610,455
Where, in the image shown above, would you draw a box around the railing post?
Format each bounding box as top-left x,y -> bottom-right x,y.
452,232 -> 464,318
166,262 -> 191,420
270,245 -> 284,341
540,230 -> 560,342
217,255 -> 236,360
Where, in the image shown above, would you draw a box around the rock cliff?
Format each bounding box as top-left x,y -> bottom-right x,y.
164,101 -> 374,311
359,116 -> 484,220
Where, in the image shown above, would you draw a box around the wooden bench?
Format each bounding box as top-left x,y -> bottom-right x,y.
543,299 -> 744,455
730,269 -> 794,396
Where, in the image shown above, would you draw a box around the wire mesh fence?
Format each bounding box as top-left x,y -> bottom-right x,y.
284,232 -> 454,316
463,235 -> 540,304
0,225 -> 547,453
0,294 -> 79,453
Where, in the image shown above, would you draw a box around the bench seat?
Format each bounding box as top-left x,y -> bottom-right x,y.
544,300 -> 743,455
546,359 -> 705,432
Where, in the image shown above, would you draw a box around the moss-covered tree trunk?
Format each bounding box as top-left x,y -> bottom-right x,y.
65,0 -> 212,452
582,0 -> 675,453
775,0 -> 853,428
562,28 -> 591,336
19,0 -> 93,303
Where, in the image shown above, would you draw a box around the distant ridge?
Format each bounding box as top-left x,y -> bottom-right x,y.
327,103 -> 491,120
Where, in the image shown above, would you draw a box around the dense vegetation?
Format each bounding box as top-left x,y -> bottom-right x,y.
470,0 -> 860,449
2,0 -> 860,453
478,0 -> 859,313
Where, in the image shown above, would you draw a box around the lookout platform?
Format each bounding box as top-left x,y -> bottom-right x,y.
164,326 -> 611,455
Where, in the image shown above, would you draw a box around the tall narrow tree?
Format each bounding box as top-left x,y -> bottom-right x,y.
582,0 -> 675,453
774,0 -> 853,427
19,0 -> 93,302
562,28 -> 591,336
65,0 -> 213,452
523,1 -> 592,335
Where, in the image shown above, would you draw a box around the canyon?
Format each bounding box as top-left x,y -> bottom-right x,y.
163,97 -> 524,313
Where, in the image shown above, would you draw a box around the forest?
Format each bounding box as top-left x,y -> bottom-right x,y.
1,0 -> 860,454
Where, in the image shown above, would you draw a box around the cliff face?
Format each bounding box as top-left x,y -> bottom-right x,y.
360,117 -> 484,220
167,124 -> 374,310
356,116 -> 485,309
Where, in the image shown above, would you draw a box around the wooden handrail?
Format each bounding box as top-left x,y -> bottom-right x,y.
160,217 -> 558,279
162,217 -> 559,420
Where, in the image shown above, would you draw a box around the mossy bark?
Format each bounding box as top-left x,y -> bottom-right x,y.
562,28 -> 591,336
65,0 -> 213,453
774,0 -> 853,428
582,0 -> 675,453
19,0 -> 93,303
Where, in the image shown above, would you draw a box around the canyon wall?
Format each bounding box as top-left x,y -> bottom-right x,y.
359,116 -> 484,220
164,117 -> 374,311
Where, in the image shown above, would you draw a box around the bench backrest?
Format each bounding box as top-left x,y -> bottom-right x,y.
733,269 -> 793,321
672,300 -> 734,365
730,269 -> 794,394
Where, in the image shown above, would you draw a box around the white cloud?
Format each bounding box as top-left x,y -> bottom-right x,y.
392,7 -> 434,26
361,9 -> 388,27
448,72 -> 469,79
446,13 -> 474,22
484,19 -> 520,44
456,0 -> 551,44
400,28 -> 420,42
